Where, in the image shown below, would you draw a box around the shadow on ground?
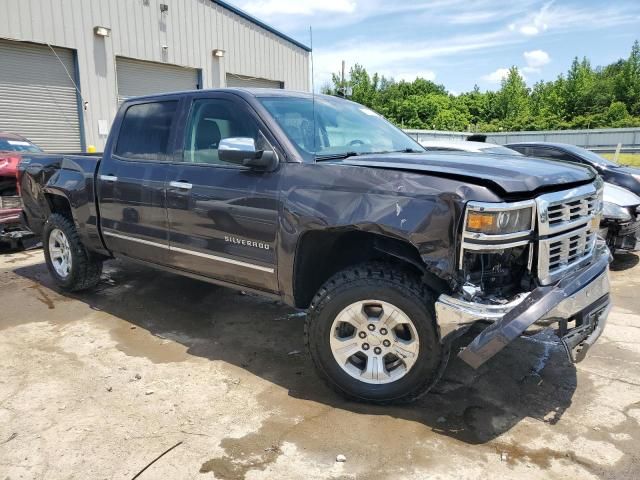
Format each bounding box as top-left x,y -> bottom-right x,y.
14,258 -> 577,447
610,252 -> 639,271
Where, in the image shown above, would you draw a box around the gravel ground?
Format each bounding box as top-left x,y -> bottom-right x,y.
1,249 -> 639,480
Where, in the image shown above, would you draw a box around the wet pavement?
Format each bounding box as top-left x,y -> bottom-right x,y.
0,250 -> 639,479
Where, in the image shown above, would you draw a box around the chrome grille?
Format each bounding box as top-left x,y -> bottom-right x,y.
0,196 -> 22,209
547,194 -> 597,227
537,181 -> 603,285
541,228 -> 596,275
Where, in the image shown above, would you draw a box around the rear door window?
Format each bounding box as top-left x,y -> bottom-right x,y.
531,147 -> 576,162
115,101 -> 178,160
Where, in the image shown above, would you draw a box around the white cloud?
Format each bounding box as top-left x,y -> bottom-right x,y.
524,49 -> 550,68
482,68 -> 511,84
510,1 -> 640,38
312,30 -> 513,89
520,24 -> 543,36
513,1 -> 552,36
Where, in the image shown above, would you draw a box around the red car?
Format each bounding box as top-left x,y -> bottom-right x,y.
0,132 -> 40,249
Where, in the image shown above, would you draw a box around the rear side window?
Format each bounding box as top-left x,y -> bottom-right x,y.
531,147 -> 575,162
115,101 -> 178,160
506,145 -> 527,155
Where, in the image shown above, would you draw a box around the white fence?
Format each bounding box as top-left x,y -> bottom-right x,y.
404,127 -> 640,152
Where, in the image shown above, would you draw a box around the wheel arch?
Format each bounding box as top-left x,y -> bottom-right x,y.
292,229 -> 449,309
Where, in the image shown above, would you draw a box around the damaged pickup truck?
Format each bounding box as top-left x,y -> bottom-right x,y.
18,90 -> 611,403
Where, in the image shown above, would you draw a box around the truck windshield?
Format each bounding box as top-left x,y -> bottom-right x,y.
258,95 -> 423,161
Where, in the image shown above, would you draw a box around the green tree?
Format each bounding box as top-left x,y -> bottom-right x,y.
322,40 -> 640,132
495,67 -> 530,129
614,40 -> 640,115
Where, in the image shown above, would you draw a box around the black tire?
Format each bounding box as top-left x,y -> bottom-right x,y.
305,262 -> 444,404
43,213 -> 103,292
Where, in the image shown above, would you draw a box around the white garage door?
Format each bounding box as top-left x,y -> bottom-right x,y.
226,73 -> 283,89
116,57 -> 199,104
0,39 -> 81,153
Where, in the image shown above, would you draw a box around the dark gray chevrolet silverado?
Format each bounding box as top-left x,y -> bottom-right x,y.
18,89 -> 611,403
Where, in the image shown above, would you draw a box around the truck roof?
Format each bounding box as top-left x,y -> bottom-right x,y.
121,88 -> 322,102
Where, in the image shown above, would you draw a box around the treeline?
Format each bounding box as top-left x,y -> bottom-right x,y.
322,41 -> 640,132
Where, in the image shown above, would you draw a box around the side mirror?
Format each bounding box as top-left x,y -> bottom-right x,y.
218,137 -> 278,171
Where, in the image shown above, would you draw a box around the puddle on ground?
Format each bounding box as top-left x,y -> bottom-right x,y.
199,421 -> 285,479
29,283 -> 56,309
109,320 -> 192,364
490,441 -> 586,469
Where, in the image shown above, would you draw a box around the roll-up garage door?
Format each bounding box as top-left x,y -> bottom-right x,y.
0,39 -> 81,153
116,57 -> 199,104
226,73 -> 283,89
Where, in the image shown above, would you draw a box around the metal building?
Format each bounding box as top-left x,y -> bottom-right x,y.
0,0 -> 311,152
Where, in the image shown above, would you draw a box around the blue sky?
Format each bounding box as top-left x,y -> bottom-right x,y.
225,0 -> 640,93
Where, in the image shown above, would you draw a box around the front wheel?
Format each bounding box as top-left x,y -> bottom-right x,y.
43,213 -> 103,292
305,263 -> 444,404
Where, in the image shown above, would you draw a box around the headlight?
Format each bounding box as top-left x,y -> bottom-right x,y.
602,201 -> 632,221
466,207 -> 534,235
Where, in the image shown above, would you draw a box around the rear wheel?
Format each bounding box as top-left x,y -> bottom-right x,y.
305,263 -> 444,404
43,214 -> 103,291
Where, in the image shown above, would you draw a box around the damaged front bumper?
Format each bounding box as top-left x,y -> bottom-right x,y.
435,243 -> 611,369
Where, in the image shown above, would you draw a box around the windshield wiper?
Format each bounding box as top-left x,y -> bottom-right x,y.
315,148 -> 423,161
315,151 -> 360,161
389,148 -> 424,153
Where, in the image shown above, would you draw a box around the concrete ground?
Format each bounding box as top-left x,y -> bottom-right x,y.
1,250 -> 639,480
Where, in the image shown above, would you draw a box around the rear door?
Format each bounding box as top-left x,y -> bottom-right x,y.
164,93 -> 281,292
97,99 -> 180,264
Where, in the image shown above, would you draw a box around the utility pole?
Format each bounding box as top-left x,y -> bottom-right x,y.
341,60 -> 346,97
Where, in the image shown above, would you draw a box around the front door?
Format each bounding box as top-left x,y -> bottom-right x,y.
164,95 -> 281,292
97,100 -> 179,264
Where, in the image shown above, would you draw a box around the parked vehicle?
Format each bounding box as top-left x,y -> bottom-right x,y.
19,89 -> 611,403
601,182 -> 640,253
0,132 -> 39,248
505,142 -> 640,196
421,140 -> 522,155
423,139 -> 639,256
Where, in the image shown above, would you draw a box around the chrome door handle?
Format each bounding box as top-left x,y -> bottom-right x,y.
169,181 -> 193,190
100,174 -> 118,182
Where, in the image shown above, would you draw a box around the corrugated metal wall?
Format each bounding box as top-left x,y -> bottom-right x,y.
115,57 -> 199,103
0,39 -> 81,152
404,128 -> 640,151
0,0 -> 310,150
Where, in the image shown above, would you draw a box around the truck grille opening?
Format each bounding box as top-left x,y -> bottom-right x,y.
537,184 -> 602,285
547,194 -> 597,226
547,229 -> 595,271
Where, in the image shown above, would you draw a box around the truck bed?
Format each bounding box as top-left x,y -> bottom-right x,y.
18,153 -> 102,237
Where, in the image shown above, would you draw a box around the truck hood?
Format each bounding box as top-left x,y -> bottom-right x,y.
337,152 -> 595,195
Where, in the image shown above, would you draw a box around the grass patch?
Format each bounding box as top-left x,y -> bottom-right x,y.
601,152 -> 640,166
